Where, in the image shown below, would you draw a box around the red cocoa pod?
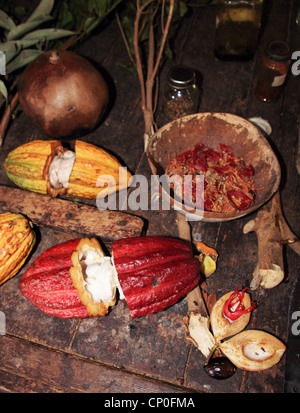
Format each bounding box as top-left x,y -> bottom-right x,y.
20,236 -> 200,320
20,238 -> 89,318
112,236 -> 200,318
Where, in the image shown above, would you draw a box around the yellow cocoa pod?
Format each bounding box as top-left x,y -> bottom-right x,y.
0,212 -> 36,286
67,140 -> 132,199
3,140 -> 65,196
3,140 -> 132,199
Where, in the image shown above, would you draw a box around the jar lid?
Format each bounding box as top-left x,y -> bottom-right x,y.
168,65 -> 195,88
265,40 -> 291,62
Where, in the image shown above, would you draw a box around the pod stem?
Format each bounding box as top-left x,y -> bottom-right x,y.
49,51 -> 61,63
204,344 -> 218,366
0,91 -> 19,147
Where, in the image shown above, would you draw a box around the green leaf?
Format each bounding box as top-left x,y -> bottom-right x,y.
22,28 -> 77,42
106,0 -> 124,15
7,15 -> 53,41
0,10 -> 16,31
95,0 -> 107,16
179,1 -> 188,17
0,40 -> 39,63
89,0 -> 123,18
6,49 -> 43,73
83,16 -> 98,33
14,7 -> 27,19
55,2 -> 74,30
88,0 -> 97,14
0,80 -> 8,104
28,0 -> 55,22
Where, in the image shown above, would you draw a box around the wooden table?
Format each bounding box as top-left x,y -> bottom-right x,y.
0,0 -> 299,394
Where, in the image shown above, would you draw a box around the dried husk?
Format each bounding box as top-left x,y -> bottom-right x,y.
183,310 -> 216,358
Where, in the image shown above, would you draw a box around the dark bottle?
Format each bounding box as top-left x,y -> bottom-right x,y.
163,66 -> 199,121
214,0 -> 264,61
255,40 -> 291,102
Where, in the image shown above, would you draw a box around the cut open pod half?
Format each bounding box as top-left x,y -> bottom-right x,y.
219,330 -> 286,371
210,290 -> 253,342
70,238 -> 121,316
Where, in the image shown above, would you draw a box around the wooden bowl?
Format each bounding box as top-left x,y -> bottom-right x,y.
146,112 -> 281,222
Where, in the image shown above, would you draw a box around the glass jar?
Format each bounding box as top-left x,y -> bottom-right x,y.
214,0 -> 264,60
163,65 -> 199,121
255,40 -> 291,102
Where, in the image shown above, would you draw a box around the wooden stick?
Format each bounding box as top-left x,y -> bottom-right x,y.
176,211 -> 208,316
243,191 -> 299,289
176,211 -> 215,358
0,92 -> 19,147
132,0 -> 174,148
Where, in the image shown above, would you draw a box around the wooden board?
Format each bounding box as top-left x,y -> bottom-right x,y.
0,0 -> 299,394
0,185 -> 145,240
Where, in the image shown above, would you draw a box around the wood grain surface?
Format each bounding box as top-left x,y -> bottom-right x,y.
0,185 -> 145,240
0,0 -> 299,394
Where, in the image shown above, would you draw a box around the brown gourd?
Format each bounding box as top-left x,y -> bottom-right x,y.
18,50 -> 109,138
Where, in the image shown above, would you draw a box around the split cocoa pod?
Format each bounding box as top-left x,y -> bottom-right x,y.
208,288 -> 286,371
0,212 -> 35,286
3,139 -> 132,199
20,236 -> 200,319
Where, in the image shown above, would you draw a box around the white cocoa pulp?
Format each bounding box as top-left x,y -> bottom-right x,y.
81,249 -> 124,303
49,150 -> 75,189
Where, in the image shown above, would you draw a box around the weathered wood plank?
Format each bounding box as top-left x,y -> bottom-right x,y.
0,0 -> 298,394
0,369 -> 62,393
0,185 -> 145,240
0,335 -> 195,393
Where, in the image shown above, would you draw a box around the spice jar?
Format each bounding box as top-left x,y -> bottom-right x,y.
163,66 -> 199,121
255,40 -> 291,102
214,0 -> 264,60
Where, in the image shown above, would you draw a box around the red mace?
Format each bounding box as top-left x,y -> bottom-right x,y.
222,285 -> 257,321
